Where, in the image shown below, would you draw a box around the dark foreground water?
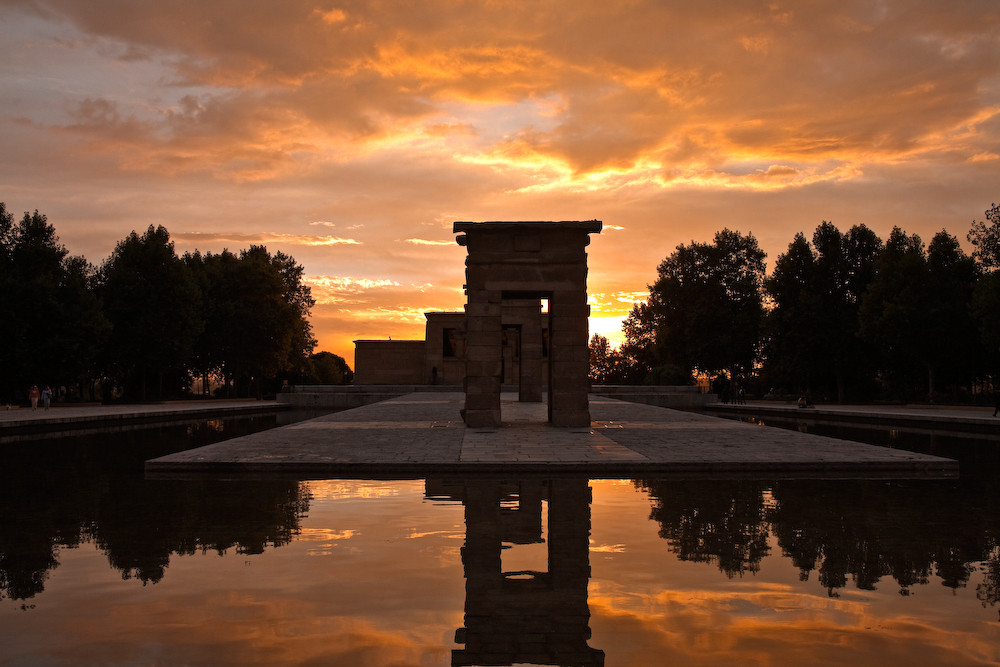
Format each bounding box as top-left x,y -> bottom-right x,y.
2,411 -> 1000,666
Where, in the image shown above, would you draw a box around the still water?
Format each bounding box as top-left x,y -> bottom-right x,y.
2,411 -> 1000,665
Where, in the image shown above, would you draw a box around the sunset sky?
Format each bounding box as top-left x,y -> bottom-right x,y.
2,1 -> 999,364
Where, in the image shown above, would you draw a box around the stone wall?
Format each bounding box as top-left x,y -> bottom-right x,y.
423,312 -> 468,385
352,340 -> 425,385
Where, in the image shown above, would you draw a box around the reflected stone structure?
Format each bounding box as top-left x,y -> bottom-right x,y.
454,221 -> 602,427
426,478 -> 605,667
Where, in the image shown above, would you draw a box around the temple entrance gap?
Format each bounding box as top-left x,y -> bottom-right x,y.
454,221 -> 602,427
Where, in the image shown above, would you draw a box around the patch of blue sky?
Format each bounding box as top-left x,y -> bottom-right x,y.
437,94 -> 562,145
0,8 -> 222,128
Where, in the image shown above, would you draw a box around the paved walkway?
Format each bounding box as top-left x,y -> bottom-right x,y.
146,393 -> 958,479
705,400 -> 1000,435
0,399 -> 285,439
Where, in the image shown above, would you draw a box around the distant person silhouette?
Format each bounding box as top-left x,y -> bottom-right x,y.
41,386 -> 51,410
28,385 -> 39,410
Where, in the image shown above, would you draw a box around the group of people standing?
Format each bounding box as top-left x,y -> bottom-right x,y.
27,385 -> 53,410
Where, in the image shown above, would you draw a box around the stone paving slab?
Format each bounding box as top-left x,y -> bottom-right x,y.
146,392 -> 959,479
0,399 -> 288,442
706,401 -> 1000,435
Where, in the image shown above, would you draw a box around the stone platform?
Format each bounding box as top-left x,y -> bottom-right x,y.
145,393 -> 958,479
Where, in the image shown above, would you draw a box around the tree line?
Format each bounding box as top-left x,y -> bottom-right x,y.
590,204 -> 1000,403
0,202 -> 351,404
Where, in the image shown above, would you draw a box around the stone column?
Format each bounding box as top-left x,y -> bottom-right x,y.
548,287 -> 591,427
462,288 -> 502,427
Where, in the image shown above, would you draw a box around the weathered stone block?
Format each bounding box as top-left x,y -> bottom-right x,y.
464,408 -> 501,427
465,392 -> 501,411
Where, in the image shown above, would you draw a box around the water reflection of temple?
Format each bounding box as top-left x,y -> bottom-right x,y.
426,478 -> 605,667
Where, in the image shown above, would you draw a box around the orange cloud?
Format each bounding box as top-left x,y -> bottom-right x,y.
172,232 -> 361,247
404,238 -> 454,246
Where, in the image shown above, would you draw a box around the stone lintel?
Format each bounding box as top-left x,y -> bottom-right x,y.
454,220 -> 603,235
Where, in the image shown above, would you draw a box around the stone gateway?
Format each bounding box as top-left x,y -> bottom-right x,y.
454,220 -> 602,427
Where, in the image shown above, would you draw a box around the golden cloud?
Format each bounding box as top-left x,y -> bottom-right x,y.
16,0 -> 998,191
172,232 -> 361,247
404,238 -> 455,246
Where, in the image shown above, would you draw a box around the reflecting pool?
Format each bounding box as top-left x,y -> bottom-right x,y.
2,413 -> 1000,665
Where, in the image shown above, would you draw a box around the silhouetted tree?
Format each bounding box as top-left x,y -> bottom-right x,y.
973,272 -> 1000,382
228,246 -> 315,397
0,205 -> 108,403
859,228 -> 979,400
859,228 -> 933,399
968,203 -> 1000,393
305,351 -> 353,384
624,229 -> 765,385
98,225 -> 202,400
185,246 -> 315,397
764,223 -> 883,402
619,301 -> 671,383
184,249 -> 241,394
968,202 -> 1000,270
763,232 -> 820,395
588,334 -> 614,384
924,231 -> 981,396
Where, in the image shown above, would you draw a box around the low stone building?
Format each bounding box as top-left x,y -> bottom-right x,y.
353,310 -> 549,387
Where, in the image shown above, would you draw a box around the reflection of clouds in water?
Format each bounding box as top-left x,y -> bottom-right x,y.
298,528 -> 356,542
587,587 -> 998,666
306,480 -> 408,500
591,543 -> 626,553
299,528 -> 360,556
408,529 -> 464,540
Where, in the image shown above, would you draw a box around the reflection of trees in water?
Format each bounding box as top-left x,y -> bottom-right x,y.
94,479 -> 309,585
0,418 -> 309,603
642,477 -> 1000,600
978,551 -> 1000,620
643,480 -> 771,578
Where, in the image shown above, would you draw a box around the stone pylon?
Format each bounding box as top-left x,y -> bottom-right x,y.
454,220 -> 602,427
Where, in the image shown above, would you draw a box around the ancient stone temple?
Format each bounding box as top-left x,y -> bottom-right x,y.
454,220 -> 602,427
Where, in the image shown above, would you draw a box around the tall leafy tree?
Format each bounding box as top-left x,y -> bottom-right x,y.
0,206 -> 108,402
925,231 -> 981,395
625,229 -> 765,384
0,203 -> 19,402
968,202 -> 1000,270
98,225 -> 202,400
968,204 -> 1000,391
763,232 -> 820,394
763,223 -> 884,402
811,222 -> 855,398
306,351 -> 353,385
186,246 -> 315,398
184,249 -> 241,394
858,227 -> 975,400
859,227 -> 928,398
588,333 -> 632,384
973,271 -> 1000,383
52,255 -> 109,399
4,210 -> 68,392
